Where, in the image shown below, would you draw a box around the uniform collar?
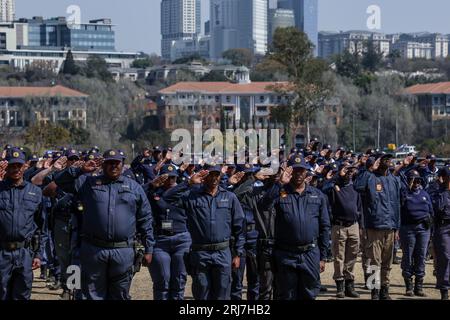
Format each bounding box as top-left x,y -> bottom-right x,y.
285,183 -> 313,195
99,174 -> 125,184
3,178 -> 26,189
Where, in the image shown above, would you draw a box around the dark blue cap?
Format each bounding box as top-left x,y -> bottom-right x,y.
53,151 -> 63,159
288,155 -> 311,170
426,154 -> 436,160
103,149 -> 126,162
322,144 -> 331,150
65,149 -> 80,160
204,162 -> 222,173
439,166 -> 450,177
159,164 -> 179,177
236,164 -> 256,173
43,151 -> 53,159
27,154 -> 39,162
6,148 -> 26,165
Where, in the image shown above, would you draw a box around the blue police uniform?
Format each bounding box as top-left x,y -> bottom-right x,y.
163,166 -> 245,300
430,177 -> 450,294
0,149 -> 43,300
146,164 -> 192,300
262,156 -> 331,300
400,188 -> 433,276
54,150 -> 155,300
229,167 -> 260,300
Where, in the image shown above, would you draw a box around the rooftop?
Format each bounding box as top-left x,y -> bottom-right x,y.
159,81 -> 290,95
0,85 -> 89,98
404,82 -> 450,95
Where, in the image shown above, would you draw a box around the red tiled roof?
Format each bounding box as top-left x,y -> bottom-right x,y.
159,81 -> 290,95
404,82 -> 450,95
0,85 -> 88,98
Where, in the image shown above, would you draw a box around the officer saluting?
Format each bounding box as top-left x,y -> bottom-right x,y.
262,155 -> 331,300
0,148 -> 43,300
163,163 -> 245,300
54,149 -> 155,300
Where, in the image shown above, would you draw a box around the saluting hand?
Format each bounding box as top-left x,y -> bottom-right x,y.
0,160 -> 7,180
189,170 -> 209,185
280,166 -> 293,185
52,156 -> 67,171
228,171 -> 245,185
370,158 -> 381,171
43,158 -> 53,169
255,168 -> 274,180
151,174 -> 169,188
81,160 -> 97,173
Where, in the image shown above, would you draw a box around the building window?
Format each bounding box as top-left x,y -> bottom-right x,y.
441,106 -> 445,115
260,96 -> 265,102
215,96 -> 220,102
226,96 -> 231,103
433,96 -> 440,105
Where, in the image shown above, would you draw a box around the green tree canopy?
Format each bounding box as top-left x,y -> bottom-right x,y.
222,48 -> 254,67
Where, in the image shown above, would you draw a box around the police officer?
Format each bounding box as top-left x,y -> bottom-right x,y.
54,149 -> 155,300
324,164 -> 361,298
229,165 -> 260,300
262,155 -> 330,300
355,154 -> 401,300
0,148 -> 43,300
400,170 -> 433,297
163,164 -> 244,300
146,164 -> 192,300
430,166 -> 450,300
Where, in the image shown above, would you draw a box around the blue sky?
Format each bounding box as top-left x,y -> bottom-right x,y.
16,0 -> 448,54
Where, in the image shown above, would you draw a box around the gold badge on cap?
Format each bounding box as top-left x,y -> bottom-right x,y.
295,157 -> 301,163
110,151 -> 116,156
168,166 -> 174,171
89,155 -> 94,160
13,152 -> 19,158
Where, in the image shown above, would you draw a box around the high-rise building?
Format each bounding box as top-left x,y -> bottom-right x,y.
161,0 -> 201,60
0,0 -> 14,22
268,8 -> 295,44
278,0 -> 318,55
210,0 -> 268,60
16,16 -> 115,52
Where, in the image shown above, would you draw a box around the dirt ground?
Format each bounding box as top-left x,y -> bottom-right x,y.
31,253 -> 443,300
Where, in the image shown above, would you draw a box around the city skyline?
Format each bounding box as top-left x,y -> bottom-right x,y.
15,0 -> 450,54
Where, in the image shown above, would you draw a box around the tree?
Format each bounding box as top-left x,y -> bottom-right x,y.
269,27 -> 333,146
251,58 -> 288,81
222,48 -> 254,67
23,123 -> 71,153
85,56 -> 113,82
61,50 -> 80,75
334,50 -> 361,79
200,70 -> 228,82
131,57 -> 153,69
361,40 -> 383,72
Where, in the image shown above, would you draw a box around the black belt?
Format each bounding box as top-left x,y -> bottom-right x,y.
333,220 -> 357,228
246,224 -> 256,232
276,241 -> 316,253
82,236 -> 133,249
157,230 -> 187,237
0,241 -> 29,251
191,241 -> 229,251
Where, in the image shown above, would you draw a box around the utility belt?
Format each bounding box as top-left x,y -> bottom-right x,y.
276,241 -> 317,254
82,235 -> 133,249
333,219 -> 357,228
191,240 -> 229,252
0,240 -> 30,251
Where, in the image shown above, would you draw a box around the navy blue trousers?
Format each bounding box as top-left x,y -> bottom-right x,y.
149,232 -> 191,300
400,223 -> 431,279
0,248 -> 33,300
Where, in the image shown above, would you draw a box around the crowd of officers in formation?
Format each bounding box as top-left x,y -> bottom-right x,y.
0,139 -> 450,301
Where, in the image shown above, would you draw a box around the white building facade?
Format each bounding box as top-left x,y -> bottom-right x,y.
0,0 -> 14,23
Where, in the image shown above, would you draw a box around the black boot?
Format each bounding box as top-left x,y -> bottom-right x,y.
371,289 -> 380,300
335,280 -> 345,298
39,265 -> 47,280
404,277 -> 414,297
345,280 -> 360,298
414,277 -> 426,297
363,273 -> 370,290
380,285 -> 392,300
441,289 -> 449,300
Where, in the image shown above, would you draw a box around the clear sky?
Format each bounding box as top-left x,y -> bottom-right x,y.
16,0 -> 448,54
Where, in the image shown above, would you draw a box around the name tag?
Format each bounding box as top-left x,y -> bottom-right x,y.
161,220 -> 173,231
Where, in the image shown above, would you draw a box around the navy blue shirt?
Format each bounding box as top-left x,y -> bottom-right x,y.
262,183 -> 331,260
163,182 -> 245,255
325,179 -> 362,224
431,188 -> 450,222
54,167 -> 155,254
401,188 -> 433,225
147,185 -> 188,234
0,179 -> 43,258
